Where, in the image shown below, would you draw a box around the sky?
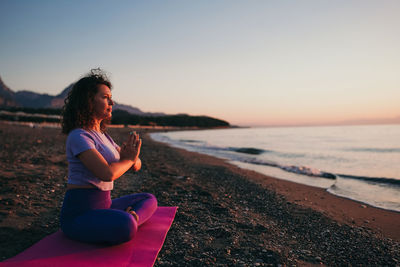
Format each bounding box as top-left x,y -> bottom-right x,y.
0,0 -> 399,126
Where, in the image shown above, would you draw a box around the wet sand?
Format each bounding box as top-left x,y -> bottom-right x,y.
0,122 -> 399,266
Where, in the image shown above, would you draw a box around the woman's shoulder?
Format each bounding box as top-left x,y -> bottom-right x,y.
68,128 -> 89,137
67,128 -> 94,142
66,128 -> 97,154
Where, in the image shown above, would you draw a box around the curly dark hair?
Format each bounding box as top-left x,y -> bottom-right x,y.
61,69 -> 112,134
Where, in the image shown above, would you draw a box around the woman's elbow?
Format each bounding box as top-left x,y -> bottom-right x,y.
131,165 -> 141,172
98,170 -> 115,182
131,159 -> 142,172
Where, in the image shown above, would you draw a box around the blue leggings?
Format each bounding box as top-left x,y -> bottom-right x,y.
60,188 -> 157,245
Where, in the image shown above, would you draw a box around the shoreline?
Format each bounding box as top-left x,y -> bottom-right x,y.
1,123 -> 399,265
150,129 -> 400,215
148,134 -> 400,242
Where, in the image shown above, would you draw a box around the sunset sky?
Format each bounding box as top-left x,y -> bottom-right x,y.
1,1 -> 399,126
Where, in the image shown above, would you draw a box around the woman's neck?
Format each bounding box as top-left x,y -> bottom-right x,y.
87,119 -> 102,132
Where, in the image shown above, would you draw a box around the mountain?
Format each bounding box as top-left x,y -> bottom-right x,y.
0,76 -> 19,107
14,90 -> 54,108
0,76 -> 164,116
50,83 -> 74,108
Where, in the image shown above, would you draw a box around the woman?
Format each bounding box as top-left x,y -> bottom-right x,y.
60,69 -> 157,245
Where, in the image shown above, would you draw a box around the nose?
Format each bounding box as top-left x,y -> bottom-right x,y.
109,98 -> 114,106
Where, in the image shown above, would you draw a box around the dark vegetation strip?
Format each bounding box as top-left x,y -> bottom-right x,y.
0,107 -> 230,128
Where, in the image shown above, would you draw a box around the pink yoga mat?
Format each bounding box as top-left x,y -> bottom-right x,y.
1,206 -> 177,267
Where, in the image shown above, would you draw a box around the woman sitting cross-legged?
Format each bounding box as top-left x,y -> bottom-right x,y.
59,69 -> 157,245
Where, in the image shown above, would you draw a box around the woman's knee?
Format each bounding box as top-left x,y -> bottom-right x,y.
142,193 -> 158,215
110,212 -> 138,244
134,192 -> 158,210
145,193 -> 158,206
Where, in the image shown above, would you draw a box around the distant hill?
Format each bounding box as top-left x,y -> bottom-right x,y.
0,75 -> 164,116
0,76 -> 18,107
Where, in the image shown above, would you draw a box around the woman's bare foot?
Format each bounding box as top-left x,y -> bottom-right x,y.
125,206 -> 139,222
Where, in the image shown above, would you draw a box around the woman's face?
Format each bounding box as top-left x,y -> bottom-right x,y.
92,84 -> 113,121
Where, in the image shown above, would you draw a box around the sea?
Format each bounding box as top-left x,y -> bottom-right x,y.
150,124 -> 400,212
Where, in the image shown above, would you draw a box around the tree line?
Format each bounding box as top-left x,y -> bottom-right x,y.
0,107 -> 230,128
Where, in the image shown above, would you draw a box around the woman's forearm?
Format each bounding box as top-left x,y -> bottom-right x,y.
78,149 -> 136,182
106,159 -> 136,181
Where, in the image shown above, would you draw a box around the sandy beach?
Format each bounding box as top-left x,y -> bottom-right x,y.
0,122 -> 399,266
